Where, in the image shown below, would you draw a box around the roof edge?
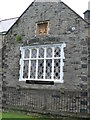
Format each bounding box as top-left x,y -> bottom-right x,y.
6,1 -> 35,35
83,10 -> 90,14
0,17 -> 19,22
60,1 -> 88,24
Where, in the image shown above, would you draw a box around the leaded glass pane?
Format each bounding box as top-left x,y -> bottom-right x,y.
54,59 -> 60,79
23,60 -> 29,78
30,60 -> 36,78
46,48 -> 52,58
39,48 -> 44,58
24,49 -> 30,58
38,60 -> 44,79
31,49 -> 37,58
45,59 -> 52,79
54,47 -> 60,57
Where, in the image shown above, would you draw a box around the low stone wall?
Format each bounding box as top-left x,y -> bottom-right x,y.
2,86 -> 90,117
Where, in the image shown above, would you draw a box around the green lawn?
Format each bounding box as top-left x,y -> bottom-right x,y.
0,112 -> 56,120
2,112 -> 34,118
0,112 -> 2,119
0,112 -> 89,120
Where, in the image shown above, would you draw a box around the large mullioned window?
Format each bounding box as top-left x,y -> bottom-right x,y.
19,43 -> 66,83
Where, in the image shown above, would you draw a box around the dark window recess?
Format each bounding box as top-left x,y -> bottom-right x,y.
81,92 -> 87,97
52,95 -> 60,98
81,76 -> 87,81
88,60 -> 90,64
26,80 -> 54,85
81,57 -> 87,61
88,38 -> 90,45
81,101 -> 87,105
89,89 -> 90,92
82,64 -> 87,68
80,109 -> 87,113
82,51 -> 87,54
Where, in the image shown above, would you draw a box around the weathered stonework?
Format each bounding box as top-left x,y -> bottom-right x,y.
0,34 -> 2,112
3,2 -> 88,90
2,1 -> 90,116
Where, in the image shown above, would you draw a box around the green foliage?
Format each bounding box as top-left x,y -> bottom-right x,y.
16,35 -> 22,42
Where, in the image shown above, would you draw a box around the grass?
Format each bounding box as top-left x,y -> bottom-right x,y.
2,112 -> 34,118
0,112 -> 89,120
0,112 -> 2,119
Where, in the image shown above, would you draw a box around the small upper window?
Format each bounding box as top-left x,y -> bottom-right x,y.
36,22 -> 49,35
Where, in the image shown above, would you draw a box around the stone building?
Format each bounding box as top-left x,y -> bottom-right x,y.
0,17 -> 18,113
2,0 -> 90,117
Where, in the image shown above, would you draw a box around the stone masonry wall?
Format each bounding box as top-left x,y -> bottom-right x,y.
0,34 -> 2,112
3,1 -> 88,91
88,24 -> 90,114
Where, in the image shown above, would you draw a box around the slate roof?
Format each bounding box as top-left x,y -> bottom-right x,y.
0,17 -> 18,34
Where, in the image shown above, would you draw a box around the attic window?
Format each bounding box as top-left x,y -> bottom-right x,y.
36,22 -> 49,35
19,43 -> 66,83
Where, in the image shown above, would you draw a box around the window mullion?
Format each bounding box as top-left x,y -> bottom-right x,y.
22,49 -> 25,80
36,49 -> 39,79
28,49 -> 31,79
43,48 -> 46,79
60,46 -> 64,83
52,47 -> 54,80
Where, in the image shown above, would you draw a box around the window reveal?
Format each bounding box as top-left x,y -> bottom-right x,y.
19,43 -> 66,83
36,22 -> 49,35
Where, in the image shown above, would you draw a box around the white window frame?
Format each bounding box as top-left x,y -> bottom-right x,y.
19,43 -> 66,83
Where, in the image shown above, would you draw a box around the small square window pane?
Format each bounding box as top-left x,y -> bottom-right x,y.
24,49 -> 30,58
38,60 -> 44,79
30,60 -> 36,79
54,47 -> 61,57
46,48 -> 52,58
39,48 -> 44,58
54,59 -> 60,79
45,59 -> 52,79
31,49 -> 37,58
23,60 -> 29,78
